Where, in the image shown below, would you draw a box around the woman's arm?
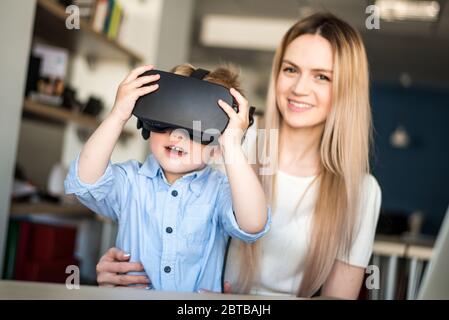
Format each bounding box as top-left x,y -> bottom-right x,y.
322,177 -> 381,299
78,65 -> 159,184
321,260 -> 365,299
218,88 -> 268,234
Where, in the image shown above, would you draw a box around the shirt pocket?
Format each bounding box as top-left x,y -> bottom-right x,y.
181,204 -> 214,247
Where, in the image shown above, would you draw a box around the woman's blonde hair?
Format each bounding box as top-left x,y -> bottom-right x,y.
236,12 -> 372,297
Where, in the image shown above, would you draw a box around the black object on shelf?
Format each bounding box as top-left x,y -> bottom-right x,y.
376,209 -> 409,235
82,96 -> 104,117
61,85 -> 82,111
25,55 -> 42,98
57,0 -> 73,6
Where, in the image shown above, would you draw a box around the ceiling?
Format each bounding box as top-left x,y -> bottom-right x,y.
190,0 -> 449,90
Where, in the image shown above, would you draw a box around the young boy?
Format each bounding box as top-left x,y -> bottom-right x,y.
64,64 -> 271,292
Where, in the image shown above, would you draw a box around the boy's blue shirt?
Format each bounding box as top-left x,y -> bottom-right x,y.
65,154 -> 271,292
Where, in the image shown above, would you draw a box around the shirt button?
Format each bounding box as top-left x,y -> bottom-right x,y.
166,227 -> 173,234
171,190 -> 178,197
164,266 -> 171,273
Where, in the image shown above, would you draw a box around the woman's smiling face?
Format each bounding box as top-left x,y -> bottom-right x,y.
276,33 -> 334,130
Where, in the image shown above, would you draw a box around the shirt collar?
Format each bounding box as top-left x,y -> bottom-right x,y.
183,164 -> 211,196
138,154 -> 211,197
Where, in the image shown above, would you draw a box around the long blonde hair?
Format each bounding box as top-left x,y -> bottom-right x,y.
236,12 -> 372,297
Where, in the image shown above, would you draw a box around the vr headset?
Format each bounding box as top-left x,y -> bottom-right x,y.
132,68 -> 255,145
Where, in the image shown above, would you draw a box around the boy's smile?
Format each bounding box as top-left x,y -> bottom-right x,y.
165,144 -> 188,158
150,128 -> 215,184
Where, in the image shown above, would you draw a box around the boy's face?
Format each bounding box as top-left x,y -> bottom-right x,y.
149,129 -> 216,182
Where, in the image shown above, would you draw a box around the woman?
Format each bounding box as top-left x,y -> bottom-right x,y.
95,12 -> 381,299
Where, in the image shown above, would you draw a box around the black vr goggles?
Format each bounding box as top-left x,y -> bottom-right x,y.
132,68 -> 255,145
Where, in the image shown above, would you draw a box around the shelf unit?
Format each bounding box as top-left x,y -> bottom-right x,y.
22,0 -> 144,137
34,0 -> 143,63
23,98 -> 134,138
10,202 -> 93,218
14,0 -> 143,216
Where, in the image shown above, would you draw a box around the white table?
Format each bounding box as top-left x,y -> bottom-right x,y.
0,280 -> 301,300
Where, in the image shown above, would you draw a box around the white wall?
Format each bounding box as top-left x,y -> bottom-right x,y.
61,58 -> 150,166
0,0 -> 36,274
155,0 -> 195,70
16,120 -> 64,190
188,62 -> 270,113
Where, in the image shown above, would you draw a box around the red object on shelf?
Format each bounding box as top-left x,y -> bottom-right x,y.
30,222 -> 77,261
18,258 -> 79,283
13,220 -> 79,283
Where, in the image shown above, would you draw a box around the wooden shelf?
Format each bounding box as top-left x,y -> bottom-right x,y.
24,98 -> 98,127
33,0 -> 143,63
10,202 -> 93,218
23,98 -> 134,138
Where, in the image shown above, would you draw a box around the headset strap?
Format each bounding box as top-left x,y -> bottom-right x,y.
190,68 -> 210,80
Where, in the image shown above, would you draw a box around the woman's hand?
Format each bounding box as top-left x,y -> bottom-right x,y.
96,247 -> 150,288
111,65 -> 160,123
217,88 -> 250,148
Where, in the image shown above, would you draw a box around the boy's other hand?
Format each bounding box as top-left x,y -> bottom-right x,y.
111,65 -> 160,123
96,247 -> 150,288
217,88 -> 250,147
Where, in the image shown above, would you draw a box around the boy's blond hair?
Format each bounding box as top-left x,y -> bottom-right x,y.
170,63 -> 244,95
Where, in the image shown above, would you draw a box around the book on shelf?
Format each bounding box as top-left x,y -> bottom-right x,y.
107,1 -> 123,40
92,0 -> 124,40
91,0 -> 108,32
2,220 -> 20,280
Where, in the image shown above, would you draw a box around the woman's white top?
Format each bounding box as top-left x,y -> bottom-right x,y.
225,171 -> 382,296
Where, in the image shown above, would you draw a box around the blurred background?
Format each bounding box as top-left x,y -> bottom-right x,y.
0,0 -> 448,299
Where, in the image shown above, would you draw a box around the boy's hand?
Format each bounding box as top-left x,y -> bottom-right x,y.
111,65 -> 160,123
217,88 -> 250,147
